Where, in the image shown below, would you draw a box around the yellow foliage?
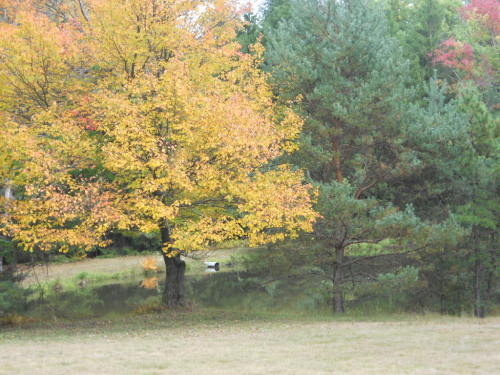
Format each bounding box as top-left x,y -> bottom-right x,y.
0,5 -> 85,119
140,277 -> 159,290
0,0 -> 318,257
142,257 -> 160,272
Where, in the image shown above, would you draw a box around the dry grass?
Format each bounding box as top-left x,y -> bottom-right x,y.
0,314 -> 498,375
9,252 -> 499,374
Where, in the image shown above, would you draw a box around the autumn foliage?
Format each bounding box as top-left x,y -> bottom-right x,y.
142,257 -> 160,272
460,0 -> 500,35
431,0 -> 498,87
432,38 -> 475,75
0,0 -> 317,259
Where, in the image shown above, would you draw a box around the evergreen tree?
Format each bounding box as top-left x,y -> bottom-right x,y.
267,0 -> 414,185
237,12 -> 261,54
262,0 -> 292,32
392,78 -> 498,316
382,0 -> 462,87
455,84 -> 499,317
266,0 -> 458,313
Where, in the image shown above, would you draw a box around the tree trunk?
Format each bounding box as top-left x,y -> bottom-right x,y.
471,226 -> 486,318
333,246 -> 345,314
474,247 -> 484,318
160,225 -> 186,308
485,232 -> 496,314
332,136 -> 343,183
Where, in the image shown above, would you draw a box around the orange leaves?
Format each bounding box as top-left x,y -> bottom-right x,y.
140,277 -> 159,289
142,257 -> 160,272
0,118 -> 32,184
68,97 -> 100,131
0,5 -> 85,118
0,107 -> 120,253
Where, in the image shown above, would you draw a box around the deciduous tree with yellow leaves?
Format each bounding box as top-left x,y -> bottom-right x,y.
0,0 -> 317,306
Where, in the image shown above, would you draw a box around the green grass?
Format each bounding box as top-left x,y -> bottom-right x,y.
20,247 -> 250,287
12,249 -> 256,321
20,255 -> 163,287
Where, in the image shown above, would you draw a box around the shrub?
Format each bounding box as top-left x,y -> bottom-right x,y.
0,280 -> 30,315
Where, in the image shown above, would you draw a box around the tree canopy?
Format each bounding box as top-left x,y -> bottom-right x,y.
0,0 -> 497,316
0,0 -> 317,306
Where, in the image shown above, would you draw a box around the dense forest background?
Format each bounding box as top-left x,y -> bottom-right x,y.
0,0 -> 498,320
236,0 -> 498,316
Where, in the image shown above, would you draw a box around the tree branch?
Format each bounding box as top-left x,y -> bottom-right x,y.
78,0 -> 90,23
354,179 -> 378,199
342,244 -> 430,267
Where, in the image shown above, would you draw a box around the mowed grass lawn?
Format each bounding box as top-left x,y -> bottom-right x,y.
0,312 -> 498,375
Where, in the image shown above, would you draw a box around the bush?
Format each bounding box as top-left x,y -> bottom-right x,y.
0,280 -> 30,315
0,237 -> 30,317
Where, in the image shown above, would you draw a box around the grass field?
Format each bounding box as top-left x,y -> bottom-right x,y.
20,248 -> 245,286
6,254 -> 499,375
0,312 -> 499,375
20,255 -> 163,286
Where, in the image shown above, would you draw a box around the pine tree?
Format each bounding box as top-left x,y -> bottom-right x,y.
265,0 -> 458,313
